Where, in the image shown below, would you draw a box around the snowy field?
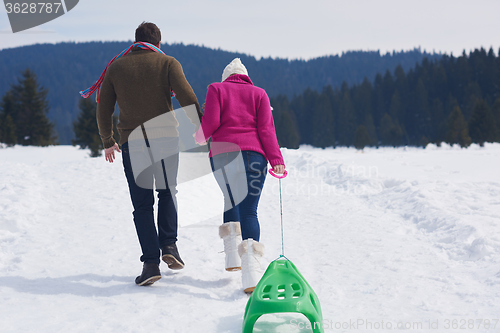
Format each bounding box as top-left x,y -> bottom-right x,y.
0,143 -> 499,333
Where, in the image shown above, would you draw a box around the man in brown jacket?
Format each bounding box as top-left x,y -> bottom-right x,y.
96,22 -> 202,286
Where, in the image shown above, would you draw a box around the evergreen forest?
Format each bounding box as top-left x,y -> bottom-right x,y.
1,42 -> 499,152
272,48 -> 500,149
0,41 -> 439,145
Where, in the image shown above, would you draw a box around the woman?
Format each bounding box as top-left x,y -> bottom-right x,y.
194,58 -> 285,293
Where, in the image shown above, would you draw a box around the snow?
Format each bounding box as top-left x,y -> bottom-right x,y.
1,143 -> 500,333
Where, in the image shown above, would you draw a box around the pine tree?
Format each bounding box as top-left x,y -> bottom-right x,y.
389,90 -> 402,121
276,110 -> 300,149
73,98 -> 103,157
379,113 -> 404,146
271,95 -> 301,149
336,85 -> 357,146
353,78 -> 373,122
431,98 -> 445,143
354,125 -> 370,150
412,78 -> 431,143
311,93 -> 334,148
445,106 -> 471,147
1,115 -> 17,146
463,82 -> 482,120
491,97 -> 500,141
6,69 -> 56,146
382,70 -> 395,106
0,92 -> 17,146
293,88 -> 318,145
363,114 -> 378,146
372,74 -> 385,128
393,66 -> 409,127
468,99 -> 498,146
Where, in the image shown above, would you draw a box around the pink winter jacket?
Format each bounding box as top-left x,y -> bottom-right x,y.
194,74 -> 285,167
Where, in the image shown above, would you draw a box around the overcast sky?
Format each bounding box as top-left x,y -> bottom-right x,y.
1,0 -> 499,60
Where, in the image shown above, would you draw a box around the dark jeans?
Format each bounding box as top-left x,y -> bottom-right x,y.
210,151 -> 267,241
122,139 -> 179,264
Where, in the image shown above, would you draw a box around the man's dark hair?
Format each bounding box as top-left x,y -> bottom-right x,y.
135,22 -> 161,45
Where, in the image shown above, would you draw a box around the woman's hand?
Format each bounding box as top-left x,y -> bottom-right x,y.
273,164 -> 285,174
193,133 -> 207,145
105,143 -> 121,163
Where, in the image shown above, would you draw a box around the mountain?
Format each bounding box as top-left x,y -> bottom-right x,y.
0,41 -> 441,144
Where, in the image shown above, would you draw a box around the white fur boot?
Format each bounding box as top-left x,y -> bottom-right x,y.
219,222 -> 242,271
238,238 -> 264,294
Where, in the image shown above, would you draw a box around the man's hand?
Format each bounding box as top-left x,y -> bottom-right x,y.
273,164 -> 285,174
105,143 -> 121,163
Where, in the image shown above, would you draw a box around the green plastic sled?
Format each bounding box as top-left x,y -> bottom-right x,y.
242,257 -> 324,333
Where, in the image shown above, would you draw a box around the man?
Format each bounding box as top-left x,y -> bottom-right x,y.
96,22 -> 202,286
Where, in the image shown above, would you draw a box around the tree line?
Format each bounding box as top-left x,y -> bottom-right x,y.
0,42 -> 439,144
272,47 -> 500,149
2,47 -> 499,154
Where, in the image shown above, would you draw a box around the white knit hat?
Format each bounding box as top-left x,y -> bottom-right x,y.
221,58 -> 248,82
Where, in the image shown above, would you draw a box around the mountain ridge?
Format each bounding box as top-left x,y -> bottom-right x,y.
0,41 -> 442,144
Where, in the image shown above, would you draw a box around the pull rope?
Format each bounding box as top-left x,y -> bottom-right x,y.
269,169 -> 288,261
279,177 -> 285,257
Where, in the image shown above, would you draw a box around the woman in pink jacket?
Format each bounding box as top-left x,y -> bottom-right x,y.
195,58 -> 285,293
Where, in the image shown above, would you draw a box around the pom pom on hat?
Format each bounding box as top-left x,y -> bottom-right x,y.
222,58 -> 248,82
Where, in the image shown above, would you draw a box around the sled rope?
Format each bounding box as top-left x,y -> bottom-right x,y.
79,42 -> 175,101
269,169 -> 288,260
279,177 -> 285,257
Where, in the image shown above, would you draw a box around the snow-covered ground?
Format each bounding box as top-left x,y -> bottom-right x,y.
0,144 -> 499,333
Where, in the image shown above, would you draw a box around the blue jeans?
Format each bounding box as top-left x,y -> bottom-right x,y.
210,151 -> 267,241
122,139 -> 179,264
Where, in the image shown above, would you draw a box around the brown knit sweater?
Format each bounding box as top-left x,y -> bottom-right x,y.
96,47 -> 202,148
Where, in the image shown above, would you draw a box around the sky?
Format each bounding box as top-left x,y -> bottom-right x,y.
1,0 -> 500,60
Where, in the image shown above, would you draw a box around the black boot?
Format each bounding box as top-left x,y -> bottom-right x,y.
135,262 -> 161,286
161,243 -> 185,270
